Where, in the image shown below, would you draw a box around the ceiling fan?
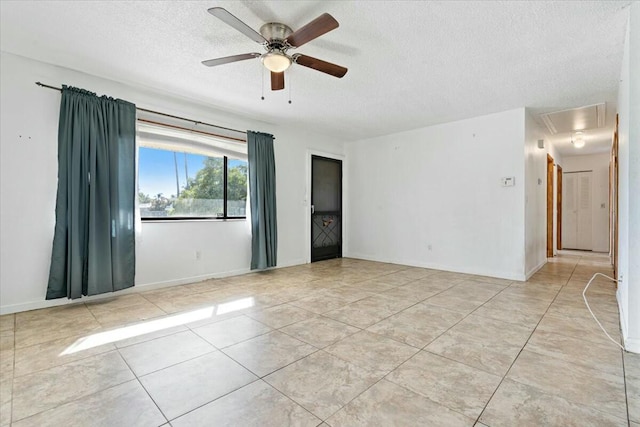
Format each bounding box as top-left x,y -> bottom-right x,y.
202,7 -> 348,91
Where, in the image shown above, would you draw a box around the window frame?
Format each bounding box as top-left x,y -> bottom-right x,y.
139,151 -> 248,222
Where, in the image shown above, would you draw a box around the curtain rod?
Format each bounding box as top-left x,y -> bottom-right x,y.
35,82 -> 247,136
138,118 -> 246,143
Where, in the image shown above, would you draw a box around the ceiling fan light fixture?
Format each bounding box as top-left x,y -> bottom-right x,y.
261,51 -> 291,73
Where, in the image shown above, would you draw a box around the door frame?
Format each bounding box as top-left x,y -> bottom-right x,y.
547,154 -> 554,258
305,150 -> 347,264
611,114 -> 619,276
557,164 -> 563,251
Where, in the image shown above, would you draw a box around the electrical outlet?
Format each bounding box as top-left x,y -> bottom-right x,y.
501,177 -> 515,187
195,250 -> 201,260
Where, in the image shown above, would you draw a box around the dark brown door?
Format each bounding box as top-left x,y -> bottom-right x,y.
311,156 -> 342,262
547,154 -> 554,258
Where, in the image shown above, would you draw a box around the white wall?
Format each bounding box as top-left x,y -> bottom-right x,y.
346,108 -> 527,280
0,52 -> 347,314
560,152 -> 611,253
524,109 -> 550,277
616,3 -> 640,353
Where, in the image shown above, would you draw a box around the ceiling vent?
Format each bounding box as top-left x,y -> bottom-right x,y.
539,103 -> 606,134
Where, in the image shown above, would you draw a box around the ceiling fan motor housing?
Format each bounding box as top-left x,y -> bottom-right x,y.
260,23 -> 293,48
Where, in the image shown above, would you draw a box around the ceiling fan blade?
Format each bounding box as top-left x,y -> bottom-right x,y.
202,53 -> 261,67
208,7 -> 267,44
286,13 -> 339,48
293,54 -> 348,78
271,72 -> 285,91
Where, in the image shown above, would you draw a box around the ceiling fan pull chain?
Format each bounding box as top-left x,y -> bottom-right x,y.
288,74 -> 292,104
261,66 -> 265,100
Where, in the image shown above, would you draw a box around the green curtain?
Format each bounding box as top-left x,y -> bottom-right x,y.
46,86 -> 136,300
247,131 -> 278,270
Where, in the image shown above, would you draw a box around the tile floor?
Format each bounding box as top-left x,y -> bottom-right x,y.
0,253 -> 638,426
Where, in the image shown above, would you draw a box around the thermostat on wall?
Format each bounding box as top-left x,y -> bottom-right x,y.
501,177 -> 515,187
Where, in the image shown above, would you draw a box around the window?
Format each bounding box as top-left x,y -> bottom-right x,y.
137,121 -> 248,220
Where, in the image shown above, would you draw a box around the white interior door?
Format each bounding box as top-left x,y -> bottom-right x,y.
576,172 -> 593,249
562,174 -> 578,249
562,171 -> 592,250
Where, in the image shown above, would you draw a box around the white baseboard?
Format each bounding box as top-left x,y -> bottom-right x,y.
625,337 -> 640,354
344,252 -> 526,281
0,259 -> 309,315
615,289 -> 640,353
525,260 -> 547,280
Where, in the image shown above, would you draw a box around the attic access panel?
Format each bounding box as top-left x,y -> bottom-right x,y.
540,103 -> 606,134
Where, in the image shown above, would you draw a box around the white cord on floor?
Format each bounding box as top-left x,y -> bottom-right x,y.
582,273 -> 625,350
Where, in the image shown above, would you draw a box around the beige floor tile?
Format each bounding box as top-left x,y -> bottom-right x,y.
289,294 -> 351,314
536,311 -> 622,346
192,315 -> 272,348
89,302 -> 166,328
264,351 -> 381,420
0,349 -> 14,379
367,303 -> 465,348
0,315 -> 14,333
140,351 -> 257,420
470,275 -> 515,287
387,351 -> 501,418
317,286 -> 374,303
140,285 -> 193,304
472,294 -> 550,326
625,351 -> 640,379
113,324 -> 189,349
183,278 -> 231,294
171,380 -> 320,427
12,380 -> 165,427
527,273 -> 568,286
13,333 -> 115,377
323,295 -> 414,328
389,267 -> 439,280
409,276 -> 461,290
0,377 -> 12,426
15,304 -> 91,328
118,330 -> 215,376
547,302 -> 620,329
346,280 -> 397,293
246,304 -> 315,329
369,273 -> 416,287
14,308 -> 101,349
280,316 -> 359,348
144,290 -> 223,313
85,293 -> 154,313
223,331 -> 317,377
327,379 -> 473,426
11,351 -> 134,422
2,254 -> 632,425
0,332 -> 13,352
500,282 -> 561,301
507,350 -> 627,418
525,330 -> 624,376
424,282 -> 503,313
377,284 -> 443,304
324,330 -> 418,375
480,378 -> 627,427
628,375 -> 640,423
426,314 -> 532,375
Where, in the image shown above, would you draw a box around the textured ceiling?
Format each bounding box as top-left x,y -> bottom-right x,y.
0,1 -> 632,153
